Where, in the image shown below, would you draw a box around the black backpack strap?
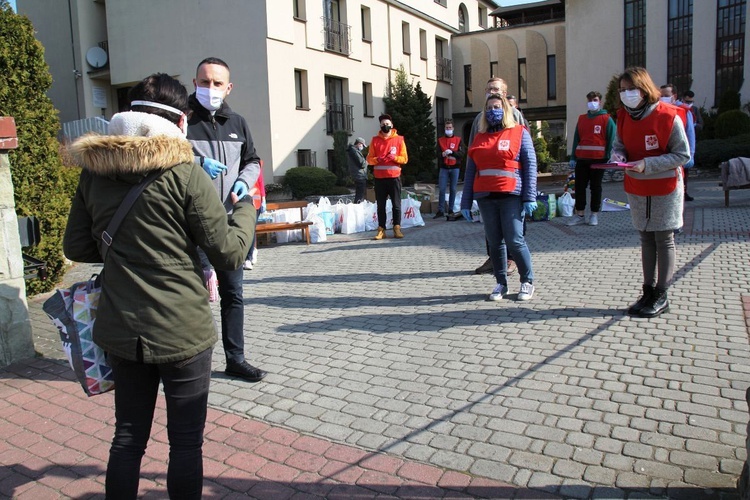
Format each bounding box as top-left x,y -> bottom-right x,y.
100,169 -> 162,262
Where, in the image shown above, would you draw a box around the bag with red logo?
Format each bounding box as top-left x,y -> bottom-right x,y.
400,198 -> 425,229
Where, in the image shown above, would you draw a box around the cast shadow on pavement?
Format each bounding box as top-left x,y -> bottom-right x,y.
3,463 -> 738,499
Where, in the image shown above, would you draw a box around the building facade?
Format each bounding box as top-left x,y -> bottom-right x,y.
17,0 -> 496,181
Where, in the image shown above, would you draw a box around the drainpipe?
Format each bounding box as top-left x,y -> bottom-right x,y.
387,3 -> 392,86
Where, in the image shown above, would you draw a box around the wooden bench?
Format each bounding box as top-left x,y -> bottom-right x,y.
256,200 -> 313,245
720,158 -> 750,207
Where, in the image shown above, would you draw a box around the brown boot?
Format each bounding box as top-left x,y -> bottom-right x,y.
374,227 -> 386,240
393,225 -> 404,238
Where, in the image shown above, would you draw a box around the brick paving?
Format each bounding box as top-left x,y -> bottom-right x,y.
9,174 -> 750,499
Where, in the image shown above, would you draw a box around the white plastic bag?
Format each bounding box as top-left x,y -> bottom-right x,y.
342,202 -> 366,234
334,201 -> 345,233
470,200 -> 482,223
309,215 -> 327,243
400,198 -> 425,228
557,192 -> 575,217
363,201 -> 378,231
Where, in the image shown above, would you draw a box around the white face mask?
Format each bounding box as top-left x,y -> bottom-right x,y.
684,102 -> 694,108
195,86 -> 225,111
620,89 -> 643,108
357,144 -> 364,151
587,101 -> 600,112
444,129 -> 454,136
659,96 -> 674,104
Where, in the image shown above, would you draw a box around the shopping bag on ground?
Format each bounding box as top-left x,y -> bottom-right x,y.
334,201 -> 345,233
342,202 -> 364,234
319,211 -> 335,235
557,192 -> 575,217
309,214 -> 327,242
400,198 -> 425,228
530,193 -> 556,222
363,201 -> 378,231
42,276 -> 115,396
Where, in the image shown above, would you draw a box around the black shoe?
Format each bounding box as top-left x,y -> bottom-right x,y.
474,257 -> 493,275
639,287 -> 669,318
627,285 -> 655,316
684,193 -> 694,202
433,211 -> 444,219
225,361 -> 267,382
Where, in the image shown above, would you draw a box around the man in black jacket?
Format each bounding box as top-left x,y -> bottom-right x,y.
187,57 -> 267,382
347,137 -> 368,203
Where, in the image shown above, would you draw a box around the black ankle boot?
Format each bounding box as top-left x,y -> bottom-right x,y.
627,285 -> 655,316
639,287 -> 669,318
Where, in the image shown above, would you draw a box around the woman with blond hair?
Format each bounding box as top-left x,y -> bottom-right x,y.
460,94 -> 538,301
612,67 -> 690,318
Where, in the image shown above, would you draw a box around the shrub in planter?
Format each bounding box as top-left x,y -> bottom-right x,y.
282,166 -> 337,200
714,110 -> 750,139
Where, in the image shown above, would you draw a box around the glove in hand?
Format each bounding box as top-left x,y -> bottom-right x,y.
522,201 -> 538,217
569,159 -> 576,169
260,200 -> 267,213
232,180 -> 249,199
202,157 -> 227,179
461,208 -> 473,222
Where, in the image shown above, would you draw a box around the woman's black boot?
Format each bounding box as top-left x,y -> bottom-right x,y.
639,287 -> 669,318
627,285 -> 655,316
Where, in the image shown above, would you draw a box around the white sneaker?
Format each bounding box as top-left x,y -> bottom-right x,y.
250,247 -> 258,265
243,259 -> 253,270
588,213 -> 599,226
489,283 -> 508,301
567,215 -> 586,226
518,282 -> 535,301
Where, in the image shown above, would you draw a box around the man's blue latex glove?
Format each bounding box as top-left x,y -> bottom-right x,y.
461,208 -> 472,222
260,200 -> 267,213
201,157 -> 227,179
569,159 -> 576,169
685,158 -> 694,169
522,201 -> 538,217
232,180 -> 249,199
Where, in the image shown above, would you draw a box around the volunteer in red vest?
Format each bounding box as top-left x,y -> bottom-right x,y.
366,113 -> 408,239
660,83 -> 696,202
435,119 -> 465,218
611,67 -> 690,318
568,91 -> 616,227
460,94 -> 538,302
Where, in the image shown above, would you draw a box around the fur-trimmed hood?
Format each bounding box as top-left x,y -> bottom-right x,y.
69,134 -> 195,177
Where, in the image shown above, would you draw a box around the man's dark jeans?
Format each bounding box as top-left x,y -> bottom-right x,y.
354,179 -> 367,203
106,348 -> 212,500
374,177 -> 402,227
216,267 -> 245,364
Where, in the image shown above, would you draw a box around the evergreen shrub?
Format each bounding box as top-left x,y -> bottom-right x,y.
714,110 -> 750,139
1,2 -> 77,295
282,167 -> 337,200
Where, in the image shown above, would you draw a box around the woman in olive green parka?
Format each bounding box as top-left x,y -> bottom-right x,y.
63,73 -> 255,499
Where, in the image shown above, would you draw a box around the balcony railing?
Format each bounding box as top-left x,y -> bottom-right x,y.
326,102 -> 354,134
436,57 -> 452,82
322,17 -> 352,55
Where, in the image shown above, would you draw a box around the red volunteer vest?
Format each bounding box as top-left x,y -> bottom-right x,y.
575,113 -> 610,160
438,136 -> 462,167
617,103 -> 681,197
468,126 -> 524,193
371,134 -> 405,179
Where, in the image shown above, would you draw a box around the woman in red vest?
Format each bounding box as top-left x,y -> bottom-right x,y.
460,94 -> 538,302
611,67 -> 690,318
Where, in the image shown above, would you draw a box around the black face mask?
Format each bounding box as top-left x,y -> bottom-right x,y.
380,125 -> 392,134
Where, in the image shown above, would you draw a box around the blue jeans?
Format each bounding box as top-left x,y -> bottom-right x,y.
216,267 -> 245,364
106,348 -> 212,500
477,196 -> 534,286
438,168 -> 460,213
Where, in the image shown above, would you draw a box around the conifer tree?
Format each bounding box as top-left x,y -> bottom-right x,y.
0,0 -> 77,294
382,66 -> 437,185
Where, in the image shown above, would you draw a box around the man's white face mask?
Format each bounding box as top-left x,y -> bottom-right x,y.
196,86 -> 225,111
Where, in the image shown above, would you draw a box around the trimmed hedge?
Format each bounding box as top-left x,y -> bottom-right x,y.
714,110 -> 750,139
694,134 -> 750,170
1,3 -> 77,295
282,166 -> 338,200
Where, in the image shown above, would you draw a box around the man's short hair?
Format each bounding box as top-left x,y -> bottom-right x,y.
586,91 -> 602,100
683,90 -> 695,99
506,95 -> 517,101
196,57 -> 230,74
444,118 -> 453,126
378,114 -> 392,122
660,83 -> 677,94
